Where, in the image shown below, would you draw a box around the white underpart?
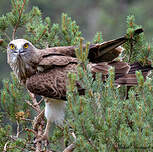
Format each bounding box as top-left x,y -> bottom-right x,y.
45,99 -> 66,125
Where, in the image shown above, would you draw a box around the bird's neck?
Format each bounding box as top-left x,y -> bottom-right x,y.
13,51 -> 40,84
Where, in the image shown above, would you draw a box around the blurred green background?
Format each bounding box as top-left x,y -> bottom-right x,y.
0,0 -> 153,89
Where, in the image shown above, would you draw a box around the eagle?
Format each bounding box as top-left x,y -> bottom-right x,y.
7,28 -> 152,141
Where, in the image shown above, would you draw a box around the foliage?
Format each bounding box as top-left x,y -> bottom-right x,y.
0,0 -> 153,151
0,1 -> 82,49
65,38 -> 153,151
123,15 -> 153,65
1,73 -> 30,121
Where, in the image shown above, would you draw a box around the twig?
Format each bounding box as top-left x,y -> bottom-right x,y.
25,100 -> 39,112
27,91 -> 46,152
12,0 -> 26,39
33,109 -> 45,130
63,132 -> 76,152
63,143 -> 75,152
35,97 -> 44,106
3,141 -> 9,152
20,118 -> 33,122
35,29 -> 47,43
28,91 -> 41,111
19,0 -> 26,16
81,120 -> 98,151
25,128 -> 37,136
16,120 -> 20,138
12,26 -> 17,40
128,40 -> 133,63
4,32 -> 11,41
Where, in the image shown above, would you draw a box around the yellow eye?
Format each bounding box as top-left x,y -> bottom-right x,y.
10,44 -> 15,50
24,43 -> 29,48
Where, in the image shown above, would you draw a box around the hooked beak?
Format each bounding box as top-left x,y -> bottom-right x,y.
17,48 -> 24,55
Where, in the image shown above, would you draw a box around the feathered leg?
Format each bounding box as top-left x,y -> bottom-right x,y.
35,98 -> 65,142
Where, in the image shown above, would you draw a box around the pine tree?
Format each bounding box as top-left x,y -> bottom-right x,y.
0,0 -> 152,152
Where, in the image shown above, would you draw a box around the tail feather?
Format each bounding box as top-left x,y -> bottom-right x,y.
90,61 -> 152,86
115,72 -> 149,86
91,61 -> 130,81
129,62 -> 153,74
109,61 -> 130,79
115,62 -> 152,86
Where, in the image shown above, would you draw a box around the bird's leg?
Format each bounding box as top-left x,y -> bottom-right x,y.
34,120 -> 51,143
33,109 -> 45,130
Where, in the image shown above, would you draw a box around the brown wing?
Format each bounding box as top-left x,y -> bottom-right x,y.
38,39 -> 125,63
26,61 -> 129,99
26,28 -> 144,98
37,46 -> 76,58
88,28 -> 143,63
26,63 -> 78,99
36,28 -> 143,64
88,40 -> 125,63
38,55 -> 78,71
27,47 -> 79,99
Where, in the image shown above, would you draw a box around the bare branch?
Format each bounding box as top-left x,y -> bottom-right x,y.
63,132 -> 76,152
16,120 -> 20,138
28,91 -> 41,112
25,100 -> 39,112
34,97 -> 44,106
12,25 -> 18,40
33,109 -> 45,130
25,128 -> 37,136
63,143 -> 75,152
3,141 -> 9,152
27,91 -> 46,152
20,118 -> 33,122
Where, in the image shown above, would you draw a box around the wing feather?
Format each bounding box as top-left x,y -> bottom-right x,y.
27,63 -> 77,99
39,55 -> 78,66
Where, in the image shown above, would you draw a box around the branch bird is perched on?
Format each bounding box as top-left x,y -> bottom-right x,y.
7,28 -> 152,141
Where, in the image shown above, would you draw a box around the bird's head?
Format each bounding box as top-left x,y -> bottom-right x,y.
7,39 -> 38,83
7,39 -> 37,64
7,39 -> 36,57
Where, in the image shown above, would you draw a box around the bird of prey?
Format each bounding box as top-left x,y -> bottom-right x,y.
7,28 -> 152,141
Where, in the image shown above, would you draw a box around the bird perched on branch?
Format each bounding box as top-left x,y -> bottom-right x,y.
7,28 -> 152,141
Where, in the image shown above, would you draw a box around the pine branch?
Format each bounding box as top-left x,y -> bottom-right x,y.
12,0 -> 27,39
